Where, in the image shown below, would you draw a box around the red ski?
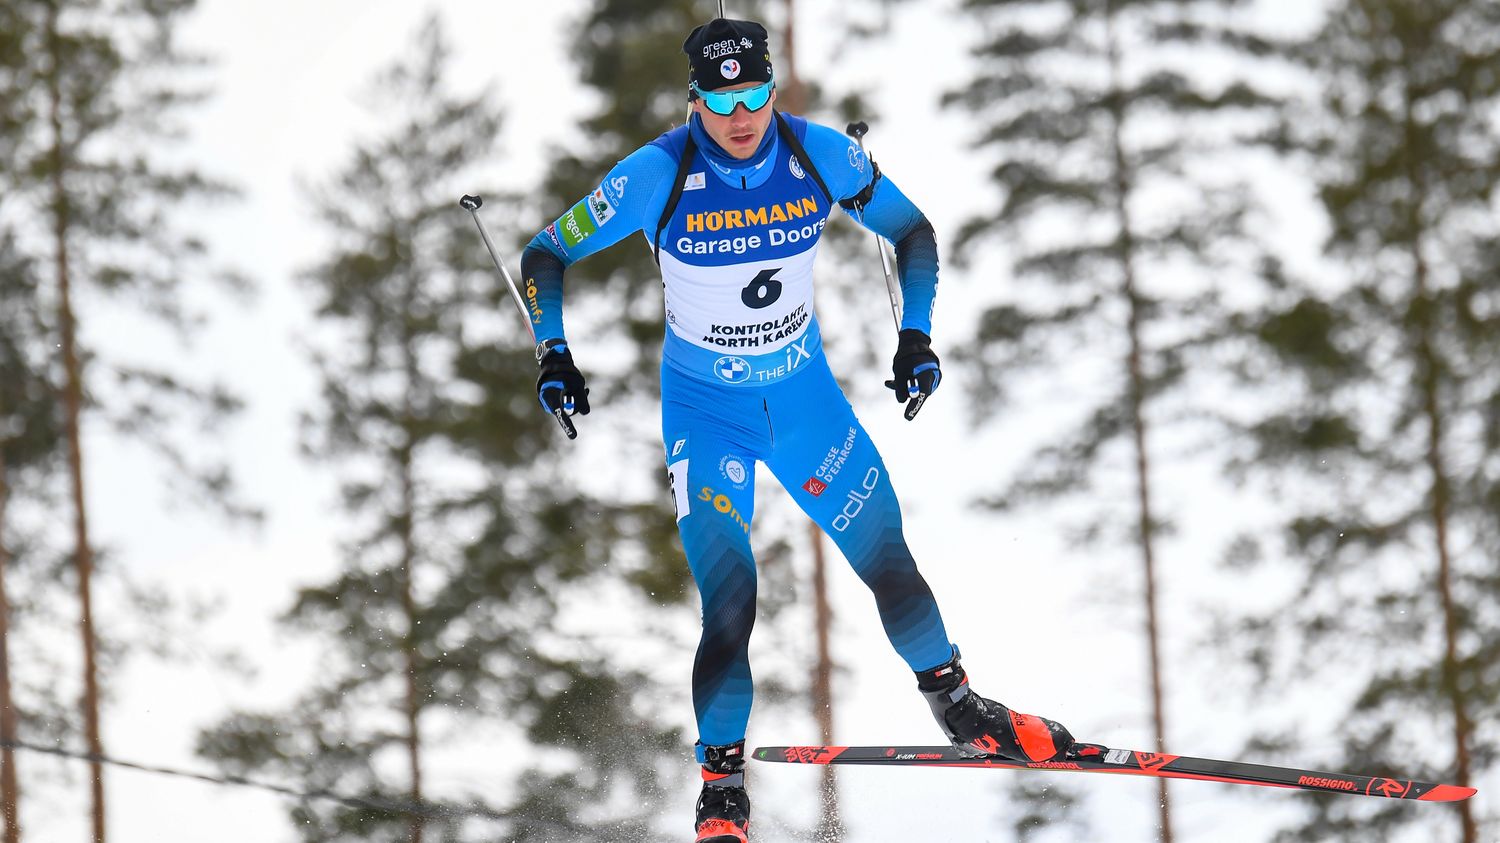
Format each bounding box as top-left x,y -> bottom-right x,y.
751,743 -> 1475,802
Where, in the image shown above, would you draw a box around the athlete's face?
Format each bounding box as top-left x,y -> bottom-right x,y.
693,82 -> 778,160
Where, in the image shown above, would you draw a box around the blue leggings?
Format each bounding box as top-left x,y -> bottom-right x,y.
663,357 -> 954,746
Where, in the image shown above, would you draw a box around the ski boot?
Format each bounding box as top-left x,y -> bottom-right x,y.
695,740 -> 750,843
916,649 -> 1077,763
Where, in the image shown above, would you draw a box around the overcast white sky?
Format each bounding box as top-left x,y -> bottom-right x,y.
20,1 -> 1459,842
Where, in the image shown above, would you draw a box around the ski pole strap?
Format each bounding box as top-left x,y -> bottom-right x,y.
772,111 -> 833,207
653,130 -> 701,265
838,157 -> 882,215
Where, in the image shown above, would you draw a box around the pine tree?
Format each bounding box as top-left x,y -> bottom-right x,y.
8,1 -> 253,836
199,16 -> 507,843
290,17 -> 499,842
0,234 -> 51,843
945,2 -> 1288,839
0,6 -> 40,837
1222,2 -> 1500,841
0,231 -> 74,843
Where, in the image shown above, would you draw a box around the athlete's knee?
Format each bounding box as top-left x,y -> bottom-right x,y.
852,534 -> 930,600
693,548 -> 758,661
861,552 -> 934,605
700,597 -> 757,663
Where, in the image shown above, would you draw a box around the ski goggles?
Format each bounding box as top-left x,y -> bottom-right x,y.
692,78 -> 775,116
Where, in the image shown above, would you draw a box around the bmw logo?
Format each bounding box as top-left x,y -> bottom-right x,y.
715,356 -> 751,384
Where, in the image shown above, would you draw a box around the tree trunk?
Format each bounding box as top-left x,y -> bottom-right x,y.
1403,146 -> 1475,843
398,447 -> 424,843
1105,6 -> 1173,842
778,0 -> 808,117
781,3 -> 841,836
399,280 -> 425,843
1123,233 -> 1173,843
0,434 -> 21,843
807,524 -> 842,841
1416,310 -> 1475,843
46,6 -> 105,840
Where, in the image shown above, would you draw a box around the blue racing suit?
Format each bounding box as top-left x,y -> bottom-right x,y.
522,111 -> 953,747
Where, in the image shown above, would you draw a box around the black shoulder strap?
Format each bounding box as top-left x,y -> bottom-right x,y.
773,111 -> 833,207
653,130 -> 699,266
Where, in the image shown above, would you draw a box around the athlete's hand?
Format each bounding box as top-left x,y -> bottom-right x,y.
884,329 -> 941,421
536,339 -> 589,440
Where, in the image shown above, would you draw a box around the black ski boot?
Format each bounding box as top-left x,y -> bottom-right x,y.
916,650 -> 1076,762
694,740 -> 750,843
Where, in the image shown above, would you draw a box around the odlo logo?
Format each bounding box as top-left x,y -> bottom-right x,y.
832,467 -> 879,532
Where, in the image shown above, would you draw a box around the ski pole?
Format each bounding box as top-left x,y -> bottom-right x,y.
459,194 -> 537,342
844,121 -> 902,331
457,194 -> 577,440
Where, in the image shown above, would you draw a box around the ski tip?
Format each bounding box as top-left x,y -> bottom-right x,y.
1419,784 -> 1477,802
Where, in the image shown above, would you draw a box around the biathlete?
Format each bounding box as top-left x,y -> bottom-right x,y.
519,18 -> 1077,842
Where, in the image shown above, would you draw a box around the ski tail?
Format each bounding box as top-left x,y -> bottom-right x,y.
751,744 -> 1476,803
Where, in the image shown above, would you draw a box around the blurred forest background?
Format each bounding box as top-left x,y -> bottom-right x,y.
0,0 -> 1496,841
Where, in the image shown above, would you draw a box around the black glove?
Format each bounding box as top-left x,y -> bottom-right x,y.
536,339 -> 589,439
884,329 -> 941,421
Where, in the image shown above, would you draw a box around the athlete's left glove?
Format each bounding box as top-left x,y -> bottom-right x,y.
536,339 -> 589,440
885,329 -> 941,421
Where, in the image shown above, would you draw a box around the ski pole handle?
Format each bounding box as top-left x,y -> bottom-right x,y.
459,194 -> 577,440
844,123 -> 902,331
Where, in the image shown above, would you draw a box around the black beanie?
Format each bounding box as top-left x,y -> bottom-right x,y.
682,18 -> 774,94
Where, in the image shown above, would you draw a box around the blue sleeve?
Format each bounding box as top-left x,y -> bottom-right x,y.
521,143 -> 678,342
802,122 -> 940,335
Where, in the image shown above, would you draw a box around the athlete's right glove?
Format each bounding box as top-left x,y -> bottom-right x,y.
536,339 -> 589,440
885,329 -> 941,421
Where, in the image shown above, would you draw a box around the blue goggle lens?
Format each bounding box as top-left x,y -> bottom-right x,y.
694,79 -> 774,116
